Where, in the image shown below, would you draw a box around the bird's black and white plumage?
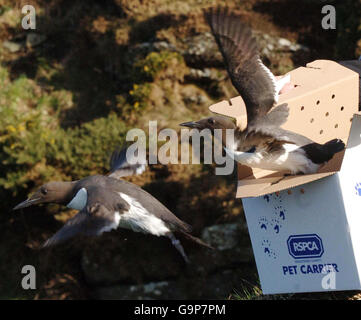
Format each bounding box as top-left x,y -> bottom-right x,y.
180,7 -> 345,175
13,148 -> 211,263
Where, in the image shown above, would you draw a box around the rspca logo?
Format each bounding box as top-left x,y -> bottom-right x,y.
287,234 -> 324,259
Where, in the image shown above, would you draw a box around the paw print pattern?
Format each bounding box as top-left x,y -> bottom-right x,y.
258,217 -> 269,230
271,218 -> 282,234
263,193 -> 285,207
274,205 -> 286,220
261,239 -> 277,259
269,192 -> 284,204
355,183 -> 361,196
262,239 -> 271,254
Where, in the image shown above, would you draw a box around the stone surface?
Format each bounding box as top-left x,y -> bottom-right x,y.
81,230 -> 185,285
26,33 -> 47,48
278,37 -> 292,47
256,32 -> 309,54
93,280 -> 182,300
187,67 -> 225,82
82,220 -> 255,299
201,222 -> 242,251
2,40 -> 23,53
180,32 -> 223,67
93,268 -> 255,299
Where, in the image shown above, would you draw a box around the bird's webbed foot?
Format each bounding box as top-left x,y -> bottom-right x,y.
166,232 -> 190,264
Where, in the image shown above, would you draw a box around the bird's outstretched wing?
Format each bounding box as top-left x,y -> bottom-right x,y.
204,6 -> 277,126
42,202 -> 117,247
248,103 -> 289,131
108,145 -> 146,179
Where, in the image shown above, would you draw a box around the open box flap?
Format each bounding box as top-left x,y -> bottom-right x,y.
235,152 -> 343,198
208,60 -> 360,198
338,60 -> 361,110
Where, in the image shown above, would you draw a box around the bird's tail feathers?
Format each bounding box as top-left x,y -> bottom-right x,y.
179,230 -> 214,250
323,139 -> 345,153
303,138 -> 345,164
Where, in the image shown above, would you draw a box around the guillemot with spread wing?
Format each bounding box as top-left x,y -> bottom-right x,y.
13,146 -> 211,263
180,7 -> 344,175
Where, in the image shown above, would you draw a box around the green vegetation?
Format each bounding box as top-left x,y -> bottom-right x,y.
230,281 -> 293,300
123,51 -> 186,113
133,51 -> 185,81
231,284 -> 263,300
127,82 -> 152,112
0,65 -> 128,205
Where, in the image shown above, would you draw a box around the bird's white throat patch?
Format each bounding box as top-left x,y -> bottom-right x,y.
67,187 -> 88,210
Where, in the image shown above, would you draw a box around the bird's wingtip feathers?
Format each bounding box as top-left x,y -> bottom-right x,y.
109,145 -> 147,178
42,237 -> 56,248
109,145 -> 127,172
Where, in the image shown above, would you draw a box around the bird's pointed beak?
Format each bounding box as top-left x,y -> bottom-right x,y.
179,121 -> 201,129
13,196 -> 41,210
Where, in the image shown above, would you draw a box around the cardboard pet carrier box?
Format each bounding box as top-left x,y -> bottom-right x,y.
210,60 -> 361,294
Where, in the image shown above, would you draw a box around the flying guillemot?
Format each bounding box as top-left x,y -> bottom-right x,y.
180,7 -> 345,175
13,146 -> 211,263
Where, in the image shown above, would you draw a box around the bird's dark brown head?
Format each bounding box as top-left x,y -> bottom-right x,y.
180,115 -> 236,132
13,181 -> 75,210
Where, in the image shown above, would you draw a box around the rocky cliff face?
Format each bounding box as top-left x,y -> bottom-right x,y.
80,222 -> 254,299
1,0 -> 360,300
